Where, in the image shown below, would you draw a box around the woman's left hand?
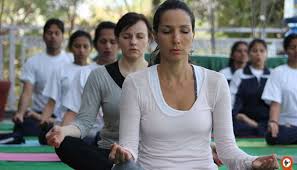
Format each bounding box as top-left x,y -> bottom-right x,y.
109,143 -> 133,164
252,154 -> 279,170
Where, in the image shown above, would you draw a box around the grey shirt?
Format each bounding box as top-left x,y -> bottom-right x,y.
73,66 -> 122,149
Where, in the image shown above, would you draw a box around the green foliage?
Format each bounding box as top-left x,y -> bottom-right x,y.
216,0 -> 284,28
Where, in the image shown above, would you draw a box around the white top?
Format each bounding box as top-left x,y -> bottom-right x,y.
250,66 -> 264,81
229,69 -> 246,107
64,63 -> 104,130
262,64 -> 297,126
42,62 -> 86,121
119,65 -> 256,170
219,67 -> 233,82
20,51 -> 73,112
63,63 -> 100,113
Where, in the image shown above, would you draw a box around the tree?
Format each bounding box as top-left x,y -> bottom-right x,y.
216,0 -> 284,37
0,0 -> 83,35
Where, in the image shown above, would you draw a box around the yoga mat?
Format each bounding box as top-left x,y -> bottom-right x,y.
0,162 -> 71,170
236,138 -> 297,148
0,145 -> 54,153
0,120 -> 13,131
0,153 -> 60,162
0,139 -> 40,147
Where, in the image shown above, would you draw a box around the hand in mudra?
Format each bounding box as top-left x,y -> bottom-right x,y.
252,154 -> 279,170
109,143 -> 133,164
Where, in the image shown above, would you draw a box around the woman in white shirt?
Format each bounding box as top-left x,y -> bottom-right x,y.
110,0 -> 279,170
38,30 -> 92,144
219,41 -> 248,84
262,33 -> 297,145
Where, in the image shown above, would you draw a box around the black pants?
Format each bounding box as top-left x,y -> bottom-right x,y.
266,125 -> 297,145
55,136 -> 113,170
13,116 -> 42,136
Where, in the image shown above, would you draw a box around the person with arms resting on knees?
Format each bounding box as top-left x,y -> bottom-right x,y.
60,22 -> 118,145
262,33 -> 297,145
219,41 -> 249,84
230,39 -> 270,137
110,1 -> 279,170
36,30 -> 92,145
46,12 -> 152,170
11,18 -> 73,138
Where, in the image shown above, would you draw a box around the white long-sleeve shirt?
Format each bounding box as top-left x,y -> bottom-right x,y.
119,65 -> 257,170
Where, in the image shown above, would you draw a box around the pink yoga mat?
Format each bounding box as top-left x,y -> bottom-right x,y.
0,153 -> 60,162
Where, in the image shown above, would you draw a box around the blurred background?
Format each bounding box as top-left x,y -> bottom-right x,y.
0,0 -> 292,111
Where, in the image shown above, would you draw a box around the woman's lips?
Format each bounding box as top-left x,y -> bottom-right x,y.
170,49 -> 181,54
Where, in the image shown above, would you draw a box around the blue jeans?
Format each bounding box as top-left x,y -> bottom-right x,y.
112,160 -> 143,170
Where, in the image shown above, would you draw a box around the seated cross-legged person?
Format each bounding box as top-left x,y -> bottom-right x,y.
46,13 -> 152,170
11,18 -> 73,137
262,33 -> 297,145
38,30 -> 92,145
109,1 -> 278,170
61,21 -> 118,145
230,39 -> 270,137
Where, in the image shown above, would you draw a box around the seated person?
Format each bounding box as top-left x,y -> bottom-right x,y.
12,18 -> 73,137
219,41 -> 248,84
230,39 -> 270,137
61,21 -> 118,145
37,30 -> 92,144
262,33 -> 297,145
110,1 -> 278,170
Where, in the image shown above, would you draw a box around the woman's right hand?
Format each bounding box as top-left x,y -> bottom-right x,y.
236,113 -> 258,128
109,143 -> 133,164
268,121 -> 279,137
46,125 -> 65,148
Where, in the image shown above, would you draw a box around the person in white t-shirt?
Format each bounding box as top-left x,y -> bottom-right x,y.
230,39 -> 270,137
109,1 -> 278,170
35,30 -> 92,144
262,33 -> 297,145
219,41 -> 249,84
12,18 -> 73,136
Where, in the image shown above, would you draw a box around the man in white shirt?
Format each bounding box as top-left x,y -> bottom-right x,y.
12,18 -> 73,136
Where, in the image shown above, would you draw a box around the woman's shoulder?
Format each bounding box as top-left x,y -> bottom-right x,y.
219,66 -> 231,74
85,65 -> 108,83
197,66 -> 225,81
89,65 -> 107,76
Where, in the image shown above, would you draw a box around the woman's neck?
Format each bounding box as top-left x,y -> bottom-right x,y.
288,60 -> 297,69
158,60 -> 192,82
251,63 -> 264,70
96,56 -> 117,65
118,56 -> 148,77
233,61 -> 246,69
